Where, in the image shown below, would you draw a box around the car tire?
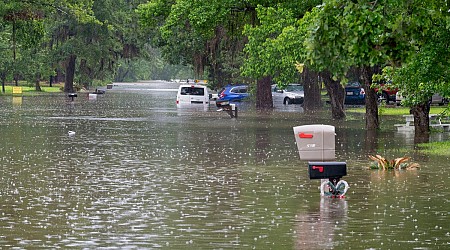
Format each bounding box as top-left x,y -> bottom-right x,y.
283,97 -> 292,105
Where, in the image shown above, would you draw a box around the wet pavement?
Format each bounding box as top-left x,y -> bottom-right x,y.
0,81 -> 449,249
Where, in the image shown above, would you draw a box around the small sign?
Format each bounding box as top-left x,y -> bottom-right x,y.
12,86 -> 23,95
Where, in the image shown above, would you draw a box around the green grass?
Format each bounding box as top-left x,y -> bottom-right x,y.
1,84 -> 62,96
346,106 -> 449,116
417,141 -> 450,156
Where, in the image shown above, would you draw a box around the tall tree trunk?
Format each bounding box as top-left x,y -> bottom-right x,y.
256,76 -> 273,110
12,19 -> 18,87
35,73 -> 42,91
208,26 -> 224,87
193,53 -> 205,79
302,67 -> 322,111
321,71 -> 345,119
64,54 -> 76,93
360,65 -> 380,130
411,102 -> 430,139
1,71 -> 6,93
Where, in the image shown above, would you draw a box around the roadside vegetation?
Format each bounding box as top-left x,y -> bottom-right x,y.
417,141 -> 450,156
347,106 -> 449,116
1,0 -> 449,139
136,0 -> 449,134
0,84 -> 62,96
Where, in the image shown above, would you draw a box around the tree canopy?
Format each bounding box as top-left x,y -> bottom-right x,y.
0,0 -> 183,92
1,0 -> 449,133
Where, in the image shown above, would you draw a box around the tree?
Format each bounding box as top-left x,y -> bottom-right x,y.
302,0 -> 441,128
17,46 -> 53,91
137,0 -> 250,86
242,7 -> 297,109
138,0 -> 323,109
0,20 -> 13,92
13,12 -> 51,91
1,0 -> 48,87
378,0 -> 450,137
44,0 -> 152,92
48,1 -> 109,92
302,5 -> 350,119
241,4 -> 323,111
340,1 -> 390,129
1,0 -> 179,92
386,23 -> 450,136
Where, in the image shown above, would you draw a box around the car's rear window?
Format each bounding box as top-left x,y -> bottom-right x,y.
286,85 -> 303,92
346,82 -> 361,88
231,87 -> 247,93
180,87 -> 205,96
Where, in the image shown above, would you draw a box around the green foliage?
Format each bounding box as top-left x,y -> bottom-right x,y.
114,57 -> 193,82
0,22 -> 13,83
15,19 -> 45,49
140,0 -> 233,66
347,106 -> 448,116
2,0 -> 449,98
1,0 -> 166,89
136,0 -> 174,28
381,9 -> 450,107
19,47 -> 54,84
342,2 -> 387,66
0,85 -> 61,95
303,2 -> 350,78
303,0 -> 402,80
242,6 -> 299,84
397,2 -> 448,108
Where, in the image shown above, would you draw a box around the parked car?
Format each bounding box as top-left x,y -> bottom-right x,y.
396,92 -> 449,106
218,85 -> 249,101
374,82 -> 398,104
272,84 -> 304,105
176,84 -> 213,107
344,82 -> 365,105
430,93 -> 449,105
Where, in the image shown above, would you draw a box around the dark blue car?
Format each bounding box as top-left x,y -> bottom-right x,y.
344,82 -> 365,105
218,85 -> 249,101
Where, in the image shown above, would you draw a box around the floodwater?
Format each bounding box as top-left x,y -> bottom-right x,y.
1,81 -> 449,249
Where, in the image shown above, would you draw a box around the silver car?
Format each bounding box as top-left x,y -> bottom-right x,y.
396,92 -> 448,106
272,84 -> 305,105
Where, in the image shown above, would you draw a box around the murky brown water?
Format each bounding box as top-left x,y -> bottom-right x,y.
1,81 -> 449,249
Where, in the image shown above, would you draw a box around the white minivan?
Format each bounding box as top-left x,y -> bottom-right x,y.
176,84 -> 213,107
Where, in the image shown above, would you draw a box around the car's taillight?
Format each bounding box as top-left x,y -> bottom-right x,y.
360,88 -> 365,95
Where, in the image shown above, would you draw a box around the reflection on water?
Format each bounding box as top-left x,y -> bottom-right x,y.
12,96 -> 23,106
0,81 -> 449,248
295,198 -> 348,250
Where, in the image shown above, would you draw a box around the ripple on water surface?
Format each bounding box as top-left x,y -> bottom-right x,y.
1,82 -> 449,248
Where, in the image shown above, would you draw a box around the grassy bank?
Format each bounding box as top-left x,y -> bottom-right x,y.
0,84 -> 63,96
417,141 -> 450,156
346,106 -> 449,116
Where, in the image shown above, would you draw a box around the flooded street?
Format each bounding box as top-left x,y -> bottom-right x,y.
1,81 -> 449,249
